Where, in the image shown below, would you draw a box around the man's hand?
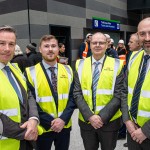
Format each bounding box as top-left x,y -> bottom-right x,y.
125,120 -> 138,134
20,119 -> 38,141
131,128 -> 147,144
88,115 -> 103,129
51,118 -> 65,133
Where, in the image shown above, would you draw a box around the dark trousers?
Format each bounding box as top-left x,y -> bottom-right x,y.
127,132 -> 150,150
36,129 -> 70,150
80,128 -> 118,150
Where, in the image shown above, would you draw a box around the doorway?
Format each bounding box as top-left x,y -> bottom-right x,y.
49,25 -> 71,65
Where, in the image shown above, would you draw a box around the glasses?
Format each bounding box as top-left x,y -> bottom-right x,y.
91,41 -> 107,46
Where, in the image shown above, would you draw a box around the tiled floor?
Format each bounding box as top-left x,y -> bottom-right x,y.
52,110 -> 128,150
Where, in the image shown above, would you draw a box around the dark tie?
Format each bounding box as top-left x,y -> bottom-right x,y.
4,66 -> 23,103
92,61 -> 100,111
49,67 -> 57,93
130,55 -> 150,119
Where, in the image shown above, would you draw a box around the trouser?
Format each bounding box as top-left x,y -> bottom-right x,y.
80,127 -> 118,150
36,129 -> 70,150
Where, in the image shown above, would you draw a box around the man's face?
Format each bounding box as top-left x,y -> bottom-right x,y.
138,20 -> 150,54
0,31 -> 16,64
128,35 -> 139,51
39,39 -> 59,63
90,33 -> 107,59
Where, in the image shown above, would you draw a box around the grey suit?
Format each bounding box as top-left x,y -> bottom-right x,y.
0,65 -> 39,150
73,57 -> 124,150
122,62 -> 150,150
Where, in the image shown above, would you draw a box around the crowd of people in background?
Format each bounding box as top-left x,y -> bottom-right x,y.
1,17 -> 150,150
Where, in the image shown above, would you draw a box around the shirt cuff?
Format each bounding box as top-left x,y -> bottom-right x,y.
29,117 -> 40,124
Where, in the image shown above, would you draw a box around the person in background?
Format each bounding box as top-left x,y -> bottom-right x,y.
110,38 -> 116,49
0,25 -> 39,150
26,42 -> 42,66
58,43 -> 68,65
122,17 -> 150,150
79,33 -> 92,59
74,32 -> 124,150
116,39 -> 127,65
104,34 -> 119,59
25,35 -> 76,150
11,44 -> 31,72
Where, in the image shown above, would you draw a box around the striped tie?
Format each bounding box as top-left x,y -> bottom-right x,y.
130,55 -> 150,119
92,61 -> 100,111
49,67 -> 57,94
4,66 -> 23,103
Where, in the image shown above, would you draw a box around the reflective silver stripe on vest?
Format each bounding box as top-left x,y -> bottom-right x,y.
29,66 -> 39,102
0,136 -> 8,140
112,59 -> 120,93
59,94 -> 69,100
96,105 -> 105,111
50,113 -> 55,118
0,109 -> 18,116
141,91 -> 150,98
36,96 -> 53,102
138,110 -> 150,118
97,89 -> 112,95
128,86 -> 133,94
77,59 -> 84,83
58,112 -> 63,117
64,65 -> 72,83
82,90 -> 90,96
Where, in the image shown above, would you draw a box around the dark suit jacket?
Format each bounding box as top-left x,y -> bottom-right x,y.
0,67 -> 39,150
73,57 -> 124,130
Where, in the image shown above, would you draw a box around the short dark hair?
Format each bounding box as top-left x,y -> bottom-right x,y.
58,43 -> 64,48
39,35 -> 58,46
0,25 -> 16,37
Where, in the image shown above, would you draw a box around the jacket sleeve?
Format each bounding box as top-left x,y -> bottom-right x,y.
0,113 -> 26,140
73,71 -> 93,121
141,121 -> 150,139
59,82 -> 77,125
98,69 -> 128,124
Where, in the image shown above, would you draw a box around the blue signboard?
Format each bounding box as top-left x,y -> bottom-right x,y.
92,18 -> 120,31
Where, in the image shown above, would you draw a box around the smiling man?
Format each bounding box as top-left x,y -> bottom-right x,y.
122,17 -> 150,150
74,32 -> 124,150
25,35 -> 76,150
0,25 -> 39,150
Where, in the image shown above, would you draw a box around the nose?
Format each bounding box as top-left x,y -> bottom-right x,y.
3,44 -> 10,52
145,33 -> 150,41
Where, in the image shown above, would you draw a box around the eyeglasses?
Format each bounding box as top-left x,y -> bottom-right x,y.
91,41 -> 107,46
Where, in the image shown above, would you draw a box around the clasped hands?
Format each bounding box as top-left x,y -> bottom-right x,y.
50,118 -> 65,133
20,119 -> 38,141
88,115 -> 104,129
125,120 -> 147,144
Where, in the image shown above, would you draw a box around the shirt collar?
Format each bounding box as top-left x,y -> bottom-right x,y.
0,62 -> 9,70
92,55 -> 105,65
42,60 -> 57,70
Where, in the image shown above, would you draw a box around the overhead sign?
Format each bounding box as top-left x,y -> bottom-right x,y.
92,17 -> 120,31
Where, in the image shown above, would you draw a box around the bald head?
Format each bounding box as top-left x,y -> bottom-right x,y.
90,32 -> 108,60
137,17 -> 150,54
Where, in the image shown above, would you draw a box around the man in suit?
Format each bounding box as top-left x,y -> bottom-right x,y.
74,32 -> 124,150
122,17 -> 150,150
25,35 -> 76,150
0,25 -> 39,150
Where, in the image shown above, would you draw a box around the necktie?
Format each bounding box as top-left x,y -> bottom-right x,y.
49,67 -> 57,93
4,66 -> 23,103
92,62 -> 100,111
130,55 -> 150,119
